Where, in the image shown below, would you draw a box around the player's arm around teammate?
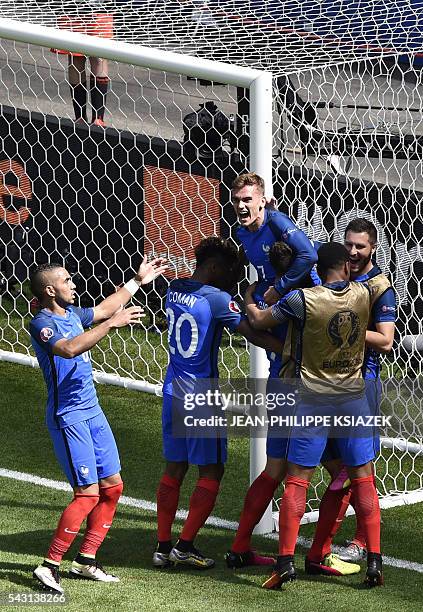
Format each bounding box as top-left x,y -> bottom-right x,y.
243,243 -> 383,589
314,219 -> 396,565
155,237 -> 283,571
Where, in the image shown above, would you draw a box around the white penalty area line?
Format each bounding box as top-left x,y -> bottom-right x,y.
1,467 -> 422,575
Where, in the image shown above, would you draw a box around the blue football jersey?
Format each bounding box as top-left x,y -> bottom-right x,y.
162,279 -> 242,397
236,210 -> 318,295
355,266 -> 396,380
30,306 -> 100,429
253,280 -> 287,378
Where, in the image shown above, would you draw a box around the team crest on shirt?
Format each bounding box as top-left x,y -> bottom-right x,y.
228,300 -> 241,314
327,310 -> 360,349
39,327 -> 54,342
262,244 -> 270,253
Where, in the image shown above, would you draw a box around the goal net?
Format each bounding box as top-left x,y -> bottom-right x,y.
0,0 -> 422,527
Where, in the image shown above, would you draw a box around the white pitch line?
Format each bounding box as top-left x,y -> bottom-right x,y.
1,467 -> 422,574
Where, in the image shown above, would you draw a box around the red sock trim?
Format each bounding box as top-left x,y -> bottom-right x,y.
161,474 -> 182,489
99,482 -> 123,496
261,471 -> 279,486
285,475 -> 310,488
196,478 -> 220,494
351,475 -> 374,485
92,76 -> 110,84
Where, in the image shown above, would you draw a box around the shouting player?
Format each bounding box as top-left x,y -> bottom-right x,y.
232,172 -> 318,304
154,237 -> 284,570
245,242 -> 383,589
30,256 -> 166,594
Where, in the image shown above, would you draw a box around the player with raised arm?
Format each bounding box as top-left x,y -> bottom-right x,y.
245,242 -> 383,589
232,173 -> 318,304
30,256 -> 166,594
153,237 -> 284,570
306,219 -> 396,569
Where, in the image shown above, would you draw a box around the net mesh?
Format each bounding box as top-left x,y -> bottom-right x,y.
2,0 -> 423,71
0,1 -> 422,516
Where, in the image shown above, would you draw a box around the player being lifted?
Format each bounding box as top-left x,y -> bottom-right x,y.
29,256 -> 166,594
232,172 -> 318,304
307,219 -> 396,569
244,242 -> 383,589
154,237 -> 284,570
225,242 -> 294,569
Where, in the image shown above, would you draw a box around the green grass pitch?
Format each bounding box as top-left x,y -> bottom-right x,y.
0,361 -> 422,612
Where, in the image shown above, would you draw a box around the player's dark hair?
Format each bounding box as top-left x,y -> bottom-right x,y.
269,242 -> 293,276
317,242 -> 350,279
30,263 -> 62,301
195,237 -> 239,269
344,218 -> 377,244
231,172 -> 265,195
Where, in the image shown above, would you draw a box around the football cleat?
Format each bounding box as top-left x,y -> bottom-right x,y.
262,558 -> 296,589
92,118 -> 106,128
225,550 -> 275,568
337,541 -> 367,563
153,542 -> 174,568
69,560 -> 120,582
305,553 -> 361,576
33,564 -> 64,594
169,544 -> 215,569
153,551 -> 173,568
364,552 -> 384,587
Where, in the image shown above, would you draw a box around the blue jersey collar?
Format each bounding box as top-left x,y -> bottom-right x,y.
354,264 -> 382,283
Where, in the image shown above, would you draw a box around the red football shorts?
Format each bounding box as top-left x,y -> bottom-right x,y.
51,13 -> 114,56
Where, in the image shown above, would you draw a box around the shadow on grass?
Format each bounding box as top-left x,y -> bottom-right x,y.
0,518 -> 278,591
0,498 -> 65,513
0,561 -> 40,590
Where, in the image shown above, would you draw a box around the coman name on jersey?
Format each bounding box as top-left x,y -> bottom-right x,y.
168,291 -> 198,309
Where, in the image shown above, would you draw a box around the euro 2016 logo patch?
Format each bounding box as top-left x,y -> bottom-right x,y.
228,300 -> 241,314
327,310 -> 360,349
40,327 -> 54,342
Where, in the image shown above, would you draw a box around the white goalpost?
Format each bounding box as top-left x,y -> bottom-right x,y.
0,1 -> 422,535
0,14 -> 275,533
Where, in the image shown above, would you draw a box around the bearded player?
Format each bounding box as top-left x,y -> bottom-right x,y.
30,256 -> 166,594
245,242 -> 383,589
306,218 -> 396,570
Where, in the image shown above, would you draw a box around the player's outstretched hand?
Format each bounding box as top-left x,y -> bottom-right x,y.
135,256 -> 168,285
264,286 -> 281,306
109,305 -> 145,328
